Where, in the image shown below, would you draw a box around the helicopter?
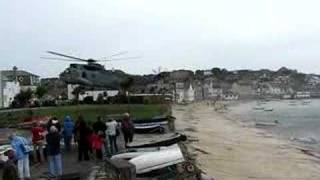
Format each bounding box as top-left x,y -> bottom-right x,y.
41,51 -> 140,89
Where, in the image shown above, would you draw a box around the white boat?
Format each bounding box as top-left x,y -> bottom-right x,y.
253,107 -> 264,110
111,144 -> 179,161
126,133 -> 187,148
255,122 -> 277,127
111,152 -> 147,160
129,145 -> 184,174
0,145 -> 12,162
264,108 -> 274,112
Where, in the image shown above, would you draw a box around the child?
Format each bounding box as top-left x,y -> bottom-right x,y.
91,131 -> 103,160
2,150 -> 19,180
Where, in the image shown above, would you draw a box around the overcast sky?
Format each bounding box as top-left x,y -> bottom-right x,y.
1,0 -> 320,77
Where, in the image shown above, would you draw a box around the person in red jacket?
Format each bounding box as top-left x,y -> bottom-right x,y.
91,131 -> 103,160
31,121 -> 45,163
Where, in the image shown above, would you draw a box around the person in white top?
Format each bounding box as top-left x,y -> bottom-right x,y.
105,119 -> 119,154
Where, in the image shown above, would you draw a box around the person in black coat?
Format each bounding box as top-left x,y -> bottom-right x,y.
47,117 -> 61,132
74,116 -> 90,161
46,126 -> 62,177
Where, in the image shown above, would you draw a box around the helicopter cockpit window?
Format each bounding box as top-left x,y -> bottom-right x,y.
82,72 -> 87,78
70,64 -> 78,68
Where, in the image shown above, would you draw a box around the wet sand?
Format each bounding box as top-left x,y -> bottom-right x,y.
173,102 -> 320,180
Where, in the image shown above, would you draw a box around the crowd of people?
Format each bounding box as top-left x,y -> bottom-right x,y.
3,112 -> 135,180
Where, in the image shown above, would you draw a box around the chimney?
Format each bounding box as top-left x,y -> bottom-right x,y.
13,66 -> 18,82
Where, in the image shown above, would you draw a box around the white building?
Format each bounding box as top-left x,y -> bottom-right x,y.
0,81 -> 20,108
67,84 -> 119,101
295,92 -> 311,99
175,82 -> 195,103
0,67 -> 39,108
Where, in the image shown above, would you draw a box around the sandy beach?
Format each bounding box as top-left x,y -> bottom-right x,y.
174,102 -> 320,180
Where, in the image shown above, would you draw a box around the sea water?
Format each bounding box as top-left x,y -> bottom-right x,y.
230,99 -> 320,150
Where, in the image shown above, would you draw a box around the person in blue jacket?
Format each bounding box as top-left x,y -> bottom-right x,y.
9,133 -> 31,179
62,116 -> 74,152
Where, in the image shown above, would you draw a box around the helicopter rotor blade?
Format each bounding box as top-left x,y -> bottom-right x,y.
46,51 -> 88,62
40,57 -> 84,62
109,51 -> 129,57
98,56 -> 142,62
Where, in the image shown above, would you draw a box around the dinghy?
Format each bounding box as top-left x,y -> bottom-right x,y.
255,122 -> 277,127
129,145 -> 184,174
126,133 -> 187,149
134,124 -> 165,134
0,145 -> 12,162
133,115 -> 173,125
264,108 -> 274,112
253,107 -> 264,110
112,144 -> 179,160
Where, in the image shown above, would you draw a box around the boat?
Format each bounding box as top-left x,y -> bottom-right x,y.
129,145 -> 185,174
133,116 -> 171,125
253,107 -> 264,110
126,133 -> 187,149
112,144 -> 179,161
301,100 -> 311,105
134,124 -> 165,134
264,108 -> 274,112
0,145 -> 12,162
17,115 -> 51,129
255,122 -> 277,127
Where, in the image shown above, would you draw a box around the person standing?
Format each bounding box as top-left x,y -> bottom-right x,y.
106,119 -> 119,154
91,131 -> 103,160
2,150 -> 19,180
47,117 -> 61,132
62,116 -> 74,152
46,126 -> 62,178
121,113 -> 134,147
92,116 -> 107,156
75,116 -> 90,161
9,133 -> 31,180
92,116 -> 106,135
31,121 -> 45,163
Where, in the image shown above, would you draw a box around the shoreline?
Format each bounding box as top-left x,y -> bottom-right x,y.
173,101 -> 320,180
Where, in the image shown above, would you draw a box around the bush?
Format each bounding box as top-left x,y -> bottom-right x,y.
83,96 -> 94,104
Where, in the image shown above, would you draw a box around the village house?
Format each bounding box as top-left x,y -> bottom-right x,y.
174,82 -> 195,103
67,84 -> 118,101
0,66 -> 40,108
231,81 -> 257,99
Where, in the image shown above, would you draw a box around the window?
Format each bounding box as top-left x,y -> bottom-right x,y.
82,72 -> 87,78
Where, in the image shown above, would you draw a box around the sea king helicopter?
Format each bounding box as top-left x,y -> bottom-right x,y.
41,51 -> 139,89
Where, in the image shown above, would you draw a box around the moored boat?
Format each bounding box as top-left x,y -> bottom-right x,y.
126,133 -> 187,149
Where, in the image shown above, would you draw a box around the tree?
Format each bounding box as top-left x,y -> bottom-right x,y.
35,86 -> 47,99
14,89 -> 33,107
71,86 -> 85,102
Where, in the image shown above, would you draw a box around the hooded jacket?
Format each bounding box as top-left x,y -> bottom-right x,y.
63,116 -> 74,137
10,136 -> 29,160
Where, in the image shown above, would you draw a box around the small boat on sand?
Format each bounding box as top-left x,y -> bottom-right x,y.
264,108 -> 274,112
255,122 -> 278,127
126,133 -> 187,149
133,116 -> 173,125
129,145 -> 184,174
112,144 -> 179,160
253,107 -> 264,110
134,124 -> 165,134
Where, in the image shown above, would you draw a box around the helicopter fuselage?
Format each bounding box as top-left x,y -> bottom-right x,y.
60,63 -> 128,89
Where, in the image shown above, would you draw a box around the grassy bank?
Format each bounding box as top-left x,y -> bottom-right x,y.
0,104 -> 170,126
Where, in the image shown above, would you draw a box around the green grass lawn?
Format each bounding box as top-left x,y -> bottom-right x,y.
0,104 -> 170,127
